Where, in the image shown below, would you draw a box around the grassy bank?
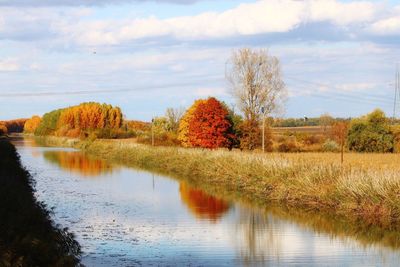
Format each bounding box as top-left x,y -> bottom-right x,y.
35,136 -> 400,228
0,138 -> 81,266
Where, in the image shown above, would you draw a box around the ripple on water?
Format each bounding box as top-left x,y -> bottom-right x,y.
13,143 -> 400,267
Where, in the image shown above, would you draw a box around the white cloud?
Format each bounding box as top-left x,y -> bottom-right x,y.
57,0 -> 382,46
0,59 -> 20,71
0,0 -> 398,47
370,17 -> 400,35
195,87 -> 227,97
308,0 -> 377,25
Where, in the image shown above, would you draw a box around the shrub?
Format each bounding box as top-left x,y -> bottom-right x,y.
35,109 -> 63,136
239,119 -> 261,150
347,109 -> 394,153
322,139 -> 340,152
278,141 -> 300,152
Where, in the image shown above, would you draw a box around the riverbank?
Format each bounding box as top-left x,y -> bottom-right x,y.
0,138 -> 81,266
35,136 -> 400,229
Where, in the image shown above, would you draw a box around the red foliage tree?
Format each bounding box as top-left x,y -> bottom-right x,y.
188,97 -> 233,149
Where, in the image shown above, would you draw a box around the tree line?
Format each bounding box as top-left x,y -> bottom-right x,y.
25,102 -> 123,138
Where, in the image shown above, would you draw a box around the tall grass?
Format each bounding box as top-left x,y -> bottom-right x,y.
35,136 -> 400,227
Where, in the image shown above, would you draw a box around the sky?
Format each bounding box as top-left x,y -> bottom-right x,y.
0,0 -> 400,121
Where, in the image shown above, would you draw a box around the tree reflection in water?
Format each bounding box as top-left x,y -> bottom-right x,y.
43,150 -> 114,177
234,207 -> 283,265
179,182 -> 231,222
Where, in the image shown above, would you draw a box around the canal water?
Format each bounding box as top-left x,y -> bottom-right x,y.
13,138 -> 400,266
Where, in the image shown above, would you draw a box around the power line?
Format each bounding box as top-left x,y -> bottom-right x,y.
286,75 -> 392,103
287,82 -> 393,107
0,78 -> 223,98
393,63 -> 398,120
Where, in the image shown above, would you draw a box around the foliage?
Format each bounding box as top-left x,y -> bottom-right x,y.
223,104 -> 242,148
124,120 -> 150,134
320,113 -> 334,133
0,119 -> 27,133
239,119 -> 261,150
347,109 -> 394,153
24,116 -> 42,133
35,109 -> 64,136
392,125 -> 400,153
0,123 -> 7,135
272,117 -> 351,127
188,97 -> 234,149
137,131 -> 180,146
322,139 -> 340,152
277,140 -> 300,152
178,99 -> 206,147
35,102 -> 123,138
165,107 -> 184,133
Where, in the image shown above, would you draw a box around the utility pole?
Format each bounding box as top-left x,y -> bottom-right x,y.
261,107 -> 265,152
151,117 -> 155,146
394,63 -> 399,123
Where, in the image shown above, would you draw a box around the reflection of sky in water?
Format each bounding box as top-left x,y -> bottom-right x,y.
14,141 -> 400,266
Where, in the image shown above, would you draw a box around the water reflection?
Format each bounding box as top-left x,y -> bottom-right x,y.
43,150 -> 114,177
179,182 -> 231,222
12,138 -> 400,266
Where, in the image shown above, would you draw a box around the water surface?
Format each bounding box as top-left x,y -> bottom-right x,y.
13,138 -> 400,266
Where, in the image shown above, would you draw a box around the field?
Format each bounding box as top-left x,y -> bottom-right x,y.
271,126 -> 329,134
36,136 -> 400,229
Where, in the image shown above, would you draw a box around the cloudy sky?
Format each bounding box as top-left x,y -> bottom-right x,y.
0,0 -> 399,121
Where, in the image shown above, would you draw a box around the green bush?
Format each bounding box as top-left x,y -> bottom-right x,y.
347,109 -> 394,153
34,109 -> 63,136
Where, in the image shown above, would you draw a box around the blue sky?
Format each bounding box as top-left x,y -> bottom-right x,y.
0,0 -> 399,121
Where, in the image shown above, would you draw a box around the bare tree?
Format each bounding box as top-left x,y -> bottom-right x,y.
226,48 -> 286,150
165,107 -> 184,132
226,48 -> 286,122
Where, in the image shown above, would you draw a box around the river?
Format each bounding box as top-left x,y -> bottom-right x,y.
13,138 -> 400,266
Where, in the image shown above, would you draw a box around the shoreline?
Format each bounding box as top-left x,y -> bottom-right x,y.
0,138 -> 81,266
32,135 -> 400,230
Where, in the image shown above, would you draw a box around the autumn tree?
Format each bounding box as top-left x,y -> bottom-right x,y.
165,107 -> 184,132
188,97 -> 234,149
178,99 -> 206,147
24,116 -> 42,133
331,121 -> 349,163
347,109 -> 394,153
35,102 -> 124,138
1,119 -> 27,133
320,113 -> 334,134
226,48 -> 286,150
0,123 -> 7,135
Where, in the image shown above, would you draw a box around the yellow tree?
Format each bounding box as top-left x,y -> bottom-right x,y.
24,116 -> 42,133
177,99 -> 206,147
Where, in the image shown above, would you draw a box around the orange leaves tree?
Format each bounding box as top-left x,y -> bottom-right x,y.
178,99 -> 206,147
179,97 -> 234,149
35,102 -> 123,138
24,116 -> 42,133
